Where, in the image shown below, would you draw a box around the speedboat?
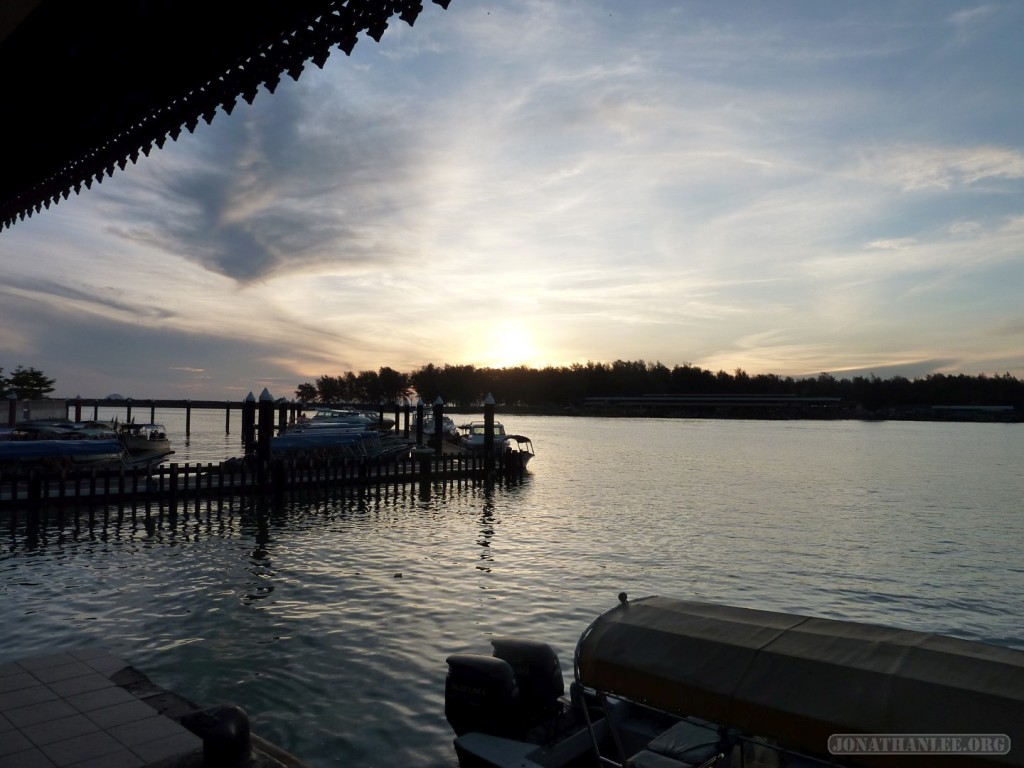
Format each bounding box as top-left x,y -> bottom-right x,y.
0,437 -> 127,473
272,425 -> 410,461
457,421 -> 511,453
445,594 -> 1023,768
0,419 -> 128,473
301,407 -> 395,431
113,421 -> 175,469
414,412 -> 460,443
457,421 -> 534,466
292,408 -> 375,430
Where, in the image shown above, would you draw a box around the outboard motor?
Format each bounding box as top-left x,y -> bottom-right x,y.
446,640 -> 565,739
445,653 -> 520,737
491,638 -> 564,725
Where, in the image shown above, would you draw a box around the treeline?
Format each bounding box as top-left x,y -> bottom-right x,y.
295,361 -> 1024,411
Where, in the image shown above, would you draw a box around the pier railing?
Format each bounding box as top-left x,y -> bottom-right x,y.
0,451 -> 530,513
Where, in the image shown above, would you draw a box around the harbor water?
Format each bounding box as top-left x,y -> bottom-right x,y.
2,413 -> 1023,767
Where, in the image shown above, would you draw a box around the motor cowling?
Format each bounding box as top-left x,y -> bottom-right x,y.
490,638 -> 564,724
445,653 -> 519,737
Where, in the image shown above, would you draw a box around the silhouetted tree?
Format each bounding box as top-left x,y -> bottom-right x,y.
295,382 -> 317,402
5,366 -> 56,399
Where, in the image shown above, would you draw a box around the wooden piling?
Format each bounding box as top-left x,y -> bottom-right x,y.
256,389 -> 274,468
484,393 -> 496,471
242,392 -> 256,454
415,399 -> 425,446
432,397 -> 444,456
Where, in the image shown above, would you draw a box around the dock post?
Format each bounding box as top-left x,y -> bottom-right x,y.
403,398 -> 411,439
242,392 -> 256,454
257,388 -> 274,470
277,402 -> 287,434
393,400 -> 401,435
415,398 -> 425,446
185,400 -> 192,436
184,704 -> 253,768
411,446 -> 433,500
126,398 -> 133,424
225,401 -> 231,434
483,393 -> 495,471
149,401 -> 156,423
433,397 -> 444,456
74,396 -> 82,423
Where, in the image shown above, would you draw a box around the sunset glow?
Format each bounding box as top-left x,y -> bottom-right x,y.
1,2 -> 1022,398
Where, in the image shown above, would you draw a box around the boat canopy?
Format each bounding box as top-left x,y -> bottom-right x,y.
575,596 -> 1024,767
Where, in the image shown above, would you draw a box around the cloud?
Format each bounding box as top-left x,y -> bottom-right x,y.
866,238 -> 918,251
92,78 -> 434,285
854,145 -> 1024,192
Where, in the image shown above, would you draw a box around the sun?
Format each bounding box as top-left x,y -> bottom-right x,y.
480,323 -> 539,368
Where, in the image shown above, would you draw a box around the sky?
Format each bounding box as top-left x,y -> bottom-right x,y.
2,1 -> 1023,401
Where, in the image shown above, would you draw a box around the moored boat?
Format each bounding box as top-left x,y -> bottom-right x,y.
112,421 -> 175,469
458,421 -> 511,453
272,422 -> 410,461
457,421 -> 535,466
414,412 -> 460,443
0,438 -> 127,473
507,434 -> 535,467
445,594 -> 1024,768
0,419 -> 129,473
302,407 -> 396,431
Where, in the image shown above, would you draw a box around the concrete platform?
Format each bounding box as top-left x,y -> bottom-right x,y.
0,648 -> 202,768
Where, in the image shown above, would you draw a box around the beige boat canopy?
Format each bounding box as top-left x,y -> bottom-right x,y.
574,596 -> 1024,767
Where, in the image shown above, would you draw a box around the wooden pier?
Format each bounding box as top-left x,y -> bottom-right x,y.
0,449 -> 530,514
2,392 -> 531,517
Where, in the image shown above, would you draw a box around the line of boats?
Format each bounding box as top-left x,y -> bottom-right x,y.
273,408 -> 535,466
0,408 -> 536,474
0,418 -> 175,473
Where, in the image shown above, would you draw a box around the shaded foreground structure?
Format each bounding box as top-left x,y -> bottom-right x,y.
0,648 -> 309,767
0,0 -> 453,230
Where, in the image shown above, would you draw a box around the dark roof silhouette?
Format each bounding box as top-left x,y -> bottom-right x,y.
0,0 -> 450,231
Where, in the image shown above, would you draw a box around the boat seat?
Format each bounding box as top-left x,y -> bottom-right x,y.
645,720 -> 722,766
626,749 -> 700,768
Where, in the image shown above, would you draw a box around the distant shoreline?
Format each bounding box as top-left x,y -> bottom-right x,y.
13,398 -> 1022,426
487,404 -> 1023,423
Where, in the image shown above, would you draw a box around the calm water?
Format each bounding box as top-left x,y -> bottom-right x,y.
2,414 -> 1023,767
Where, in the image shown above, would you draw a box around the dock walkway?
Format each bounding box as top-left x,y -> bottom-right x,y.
1,648 -> 201,767
0,649 -> 305,768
